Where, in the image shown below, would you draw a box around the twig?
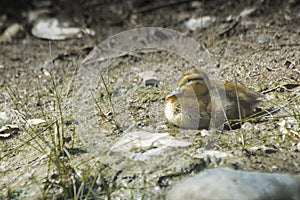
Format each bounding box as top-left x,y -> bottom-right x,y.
279,42 -> 300,47
217,17 -> 240,37
261,83 -> 300,94
132,0 -> 194,14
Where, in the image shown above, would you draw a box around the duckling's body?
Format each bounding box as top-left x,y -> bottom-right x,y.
165,71 -> 262,129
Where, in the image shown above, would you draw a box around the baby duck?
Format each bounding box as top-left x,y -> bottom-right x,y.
165,71 -> 262,130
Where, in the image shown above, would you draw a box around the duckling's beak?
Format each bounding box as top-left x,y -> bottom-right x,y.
166,87 -> 184,100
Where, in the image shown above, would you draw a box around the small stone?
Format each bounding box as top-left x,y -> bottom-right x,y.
139,71 -> 159,86
284,60 -> 293,68
200,129 -> 211,137
145,78 -> 159,86
185,16 -> 216,31
0,112 -> 10,126
241,122 -> 254,131
26,118 -> 46,127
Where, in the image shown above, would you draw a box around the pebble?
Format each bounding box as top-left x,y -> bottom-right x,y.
241,122 -> 254,131
0,112 -> 10,126
138,71 -> 159,86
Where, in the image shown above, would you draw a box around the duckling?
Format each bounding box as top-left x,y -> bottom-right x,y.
165,71 -> 262,130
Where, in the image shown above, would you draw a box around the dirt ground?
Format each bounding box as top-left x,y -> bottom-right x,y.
0,0 -> 299,199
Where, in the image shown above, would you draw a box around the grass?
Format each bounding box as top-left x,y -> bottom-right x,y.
91,75 -> 121,136
0,56 -> 122,200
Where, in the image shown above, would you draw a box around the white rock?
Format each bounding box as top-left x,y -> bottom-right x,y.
194,149 -> 233,159
239,8 -> 256,18
167,168 -> 300,200
26,118 -> 46,127
110,131 -> 190,161
200,129 -> 211,137
32,18 -> 95,40
185,16 -> 216,31
241,122 -> 254,131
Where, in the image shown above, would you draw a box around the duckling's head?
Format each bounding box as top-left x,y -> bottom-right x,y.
165,71 -> 213,129
166,72 -> 210,100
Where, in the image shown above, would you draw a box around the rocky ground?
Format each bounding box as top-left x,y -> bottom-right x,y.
0,0 -> 299,199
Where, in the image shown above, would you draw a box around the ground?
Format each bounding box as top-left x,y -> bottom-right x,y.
0,0 -> 299,199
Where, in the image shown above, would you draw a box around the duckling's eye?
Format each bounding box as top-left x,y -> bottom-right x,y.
185,79 -> 191,84
185,78 -> 202,84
